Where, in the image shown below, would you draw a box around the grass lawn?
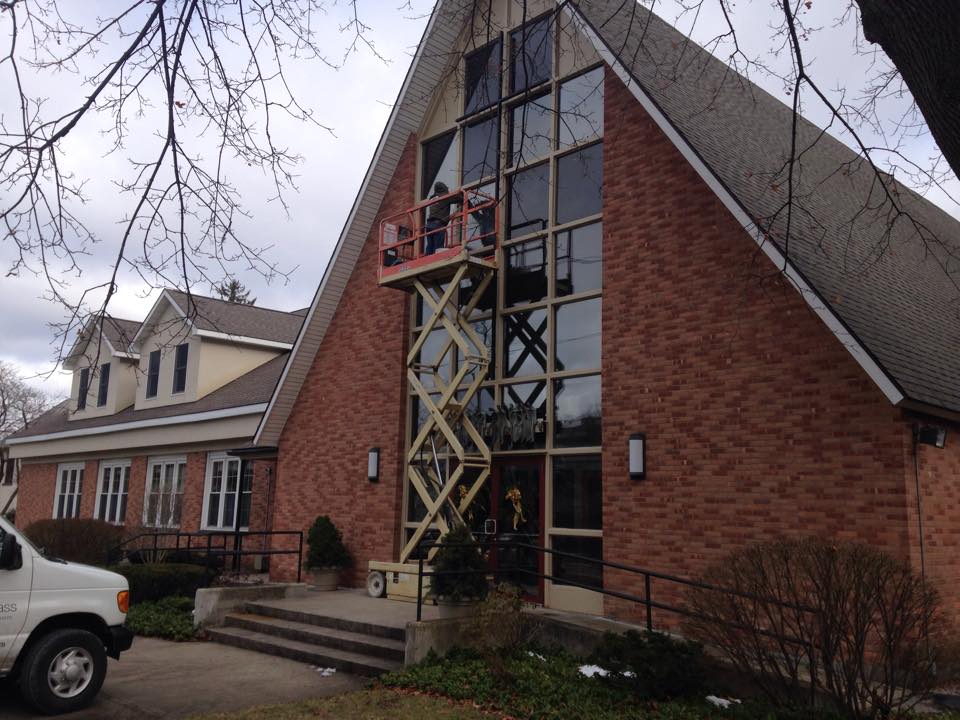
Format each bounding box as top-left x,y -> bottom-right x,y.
188,687 -> 497,720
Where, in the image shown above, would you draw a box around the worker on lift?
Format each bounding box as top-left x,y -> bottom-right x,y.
425,181 -> 458,254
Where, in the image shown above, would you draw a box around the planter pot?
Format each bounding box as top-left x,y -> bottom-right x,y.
435,598 -> 479,619
305,567 -> 340,591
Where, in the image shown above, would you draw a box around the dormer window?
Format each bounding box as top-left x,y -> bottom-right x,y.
173,343 -> 189,394
77,368 -> 90,411
146,350 -> 160,398
97,363 -> 111,407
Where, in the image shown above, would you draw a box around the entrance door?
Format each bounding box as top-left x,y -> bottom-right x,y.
489,457 -> 544,604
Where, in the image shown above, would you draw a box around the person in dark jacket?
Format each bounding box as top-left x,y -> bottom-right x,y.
425,182 -> 457,254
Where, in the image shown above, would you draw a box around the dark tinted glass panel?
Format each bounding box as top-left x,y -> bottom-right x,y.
552,536 -> 602,589
505,238 -> 547,307
555,298 -> 601,371
508,162 -> 549,238
78,368 -> 89,410
464,184 -> 498,254
465,40 -> 502,115
511,16 -> 552,93
511,93 -> 553,165
462,116 -> 499,185
553,455 -> 602,529
556,143 -> 603,225
173,343 -> 188,394
146,350 -> 160,398
554,374 -> 601,447
97,363 -> 110,406
422,131 -> 458,199
558,67 -> 604,148
461,386 -> 495,453
459,272 -> 495,319
464,318 -> 495,383
503,308 -> 547,378
502,382 -> 547,449
556,222 -> 602,296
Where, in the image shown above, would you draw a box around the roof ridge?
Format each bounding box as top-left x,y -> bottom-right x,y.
165,288 -> 303,317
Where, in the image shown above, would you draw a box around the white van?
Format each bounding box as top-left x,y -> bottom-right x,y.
0,516 -> 133,714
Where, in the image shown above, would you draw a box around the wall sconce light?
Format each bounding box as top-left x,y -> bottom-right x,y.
367,447 -> 380,482
629,433 -> 646,480
917,426 -> 947,449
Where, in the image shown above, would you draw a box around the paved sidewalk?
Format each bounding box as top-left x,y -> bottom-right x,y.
0,637 -> 365,719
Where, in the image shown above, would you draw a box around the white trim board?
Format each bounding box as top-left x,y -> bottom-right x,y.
565,2 -> 904,407
194,329 -> 293,350
6,403 -> 268,445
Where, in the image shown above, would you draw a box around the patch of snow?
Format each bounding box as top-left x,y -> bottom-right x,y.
315,667 -> 337,677
705,695 -> 741,709
527,651 -> 546,661
579,664 -> 609,678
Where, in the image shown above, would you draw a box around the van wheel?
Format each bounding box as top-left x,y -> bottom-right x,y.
19,629 -> 107,715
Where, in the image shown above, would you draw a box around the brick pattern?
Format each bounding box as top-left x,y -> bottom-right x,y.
599,68 -> 920,625
270,134 -> 417,585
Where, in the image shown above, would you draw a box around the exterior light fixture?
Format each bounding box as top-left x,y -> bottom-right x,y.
367,448 -> 380,482
917,426 -> 947,449
629,433 -> 646,480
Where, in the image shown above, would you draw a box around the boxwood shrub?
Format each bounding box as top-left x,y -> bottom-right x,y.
110,562 -> 218,603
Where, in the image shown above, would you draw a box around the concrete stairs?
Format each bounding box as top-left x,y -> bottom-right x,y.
207,600 -> 406,677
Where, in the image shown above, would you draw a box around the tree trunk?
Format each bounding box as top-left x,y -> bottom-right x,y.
857,0 -> 960,180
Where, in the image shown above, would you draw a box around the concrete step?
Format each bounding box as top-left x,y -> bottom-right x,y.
244,601 -> 406,642
223,612 -> 405,662
206,626 -> 402,677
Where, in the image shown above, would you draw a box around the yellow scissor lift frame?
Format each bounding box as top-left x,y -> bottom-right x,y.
368,189 -> 498,602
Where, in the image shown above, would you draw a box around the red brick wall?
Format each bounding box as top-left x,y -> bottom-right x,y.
271,135 -> 417,584
15,462 -> 58,527
600,68 -> 916,624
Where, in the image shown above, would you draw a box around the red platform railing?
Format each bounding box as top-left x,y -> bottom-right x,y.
379,188 -> 498,282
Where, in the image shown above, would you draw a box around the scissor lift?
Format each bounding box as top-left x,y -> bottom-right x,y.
367,188 -> 498,601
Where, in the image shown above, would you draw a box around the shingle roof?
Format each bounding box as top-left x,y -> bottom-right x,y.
575,0 -> 960,412
102,317 -> 141,354
256,0 -> 960,444
8,354 -> 286,441
165,290 -> 305,345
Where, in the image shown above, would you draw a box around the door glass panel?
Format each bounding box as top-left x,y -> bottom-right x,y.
503,308 -> 547,378
511,93 -> 553,166
556,222 -> 602,297
462,116 -> 499,185
497,463 -> 541,598
556,143 -> 603,225
555,298 -> 601,372
508,162 -> 549,238
505,238 -> 548,307
554,374 -> 602,447
552,455 -> 602,529
552,536 -> 602,589
558,67 -> 604,148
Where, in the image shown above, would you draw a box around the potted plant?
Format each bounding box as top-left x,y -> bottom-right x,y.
305,515 -> 351,591
431,524 -> 488,618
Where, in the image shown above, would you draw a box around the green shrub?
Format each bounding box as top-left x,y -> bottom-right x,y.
126,596 -> 196,641
306,515 -> 351,569
110,562 -> 217,603
589,630 -> 705,700
431,524 -> 487,602
24,518 -> 124,566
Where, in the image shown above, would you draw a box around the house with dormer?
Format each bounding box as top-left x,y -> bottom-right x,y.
7,290 -> 305,542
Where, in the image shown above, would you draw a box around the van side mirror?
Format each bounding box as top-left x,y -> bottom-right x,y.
0,532 -> 22,570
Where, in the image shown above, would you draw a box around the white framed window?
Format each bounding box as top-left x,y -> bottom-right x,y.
202,454 -> 253,531
143,456 -> 186,528
54,463 -> 85,519
96,460 -> 131,525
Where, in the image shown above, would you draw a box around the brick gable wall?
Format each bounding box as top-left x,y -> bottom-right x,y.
599,68 -> 919,623
270,135 -> 417,585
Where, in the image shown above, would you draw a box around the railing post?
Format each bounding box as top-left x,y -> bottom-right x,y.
296,532 -> 303,583
645,573 -> 653,632
416,554 -> 424,622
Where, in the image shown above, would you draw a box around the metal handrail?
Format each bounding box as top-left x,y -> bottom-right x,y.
109,529 -> 304,582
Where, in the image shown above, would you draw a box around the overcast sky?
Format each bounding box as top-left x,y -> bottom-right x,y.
1,0 -> 956,398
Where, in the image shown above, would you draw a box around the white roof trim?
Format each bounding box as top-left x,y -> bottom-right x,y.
194,329 -> 293,351
566,3 -> 905,407
6,403 -> 267,446
130,289 -> 192,348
